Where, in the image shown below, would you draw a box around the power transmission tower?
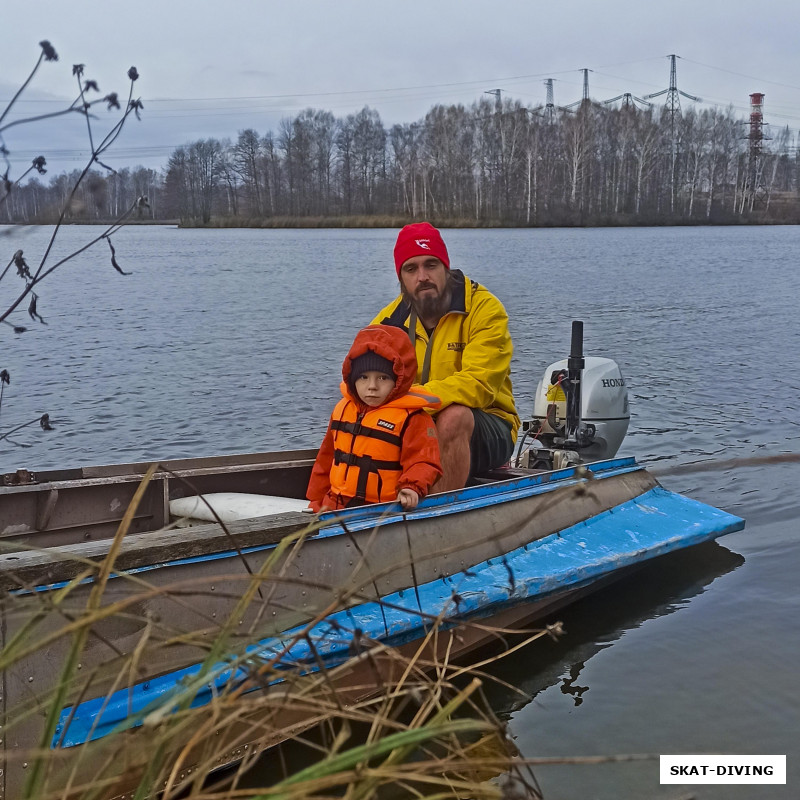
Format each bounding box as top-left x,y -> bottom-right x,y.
603,92 -> 652,110
564,69 -> 593,111
544,78 -> 556,122
644,54 -> 700,138
483,89 -> 506,214
484,88 -> 502,112
644,54 -> 701,214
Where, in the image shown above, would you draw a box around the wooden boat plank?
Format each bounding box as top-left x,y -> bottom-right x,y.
1,449 -> 319,484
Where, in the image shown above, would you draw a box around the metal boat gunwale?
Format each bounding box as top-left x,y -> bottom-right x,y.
314,456 -> 640,531
1,449 -> 320,488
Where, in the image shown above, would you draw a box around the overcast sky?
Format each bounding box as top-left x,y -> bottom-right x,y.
3,0 -> 800,176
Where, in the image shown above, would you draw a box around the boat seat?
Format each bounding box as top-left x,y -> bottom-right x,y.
169,492 -> 310,527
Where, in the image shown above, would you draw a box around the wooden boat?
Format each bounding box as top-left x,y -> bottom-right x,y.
0,323 -> 745,797
0,448 -> 744,799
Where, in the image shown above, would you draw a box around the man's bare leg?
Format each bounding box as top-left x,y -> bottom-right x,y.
433,405 -> 474,491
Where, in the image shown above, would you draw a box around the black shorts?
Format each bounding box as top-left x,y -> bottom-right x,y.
469,409 -> 514,476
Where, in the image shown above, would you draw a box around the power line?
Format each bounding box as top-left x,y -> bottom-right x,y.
6,55 -> 800,175
680,57 -> 800,94
5,56 -> 800,120
0,70 -> 580,107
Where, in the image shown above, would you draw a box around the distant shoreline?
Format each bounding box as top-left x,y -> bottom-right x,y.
175,216 -> 800,230
4,216 -> 799,229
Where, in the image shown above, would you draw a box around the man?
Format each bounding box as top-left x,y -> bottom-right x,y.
372,221 -> 519,491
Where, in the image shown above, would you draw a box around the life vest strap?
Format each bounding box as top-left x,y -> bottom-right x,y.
333,449 -> 402,501
331,418 -> 402,446
333,450 -> 401,472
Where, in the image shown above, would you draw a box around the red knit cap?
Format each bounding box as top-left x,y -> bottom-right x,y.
393,222 -> 450,276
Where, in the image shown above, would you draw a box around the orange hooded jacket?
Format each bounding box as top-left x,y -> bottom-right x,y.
307,325 -> 442,512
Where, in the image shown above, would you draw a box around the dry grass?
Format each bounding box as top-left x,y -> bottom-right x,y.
180,215 -> 509,230
0,468 -> 559,800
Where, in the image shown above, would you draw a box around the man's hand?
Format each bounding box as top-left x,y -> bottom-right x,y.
397,488 -> 419,510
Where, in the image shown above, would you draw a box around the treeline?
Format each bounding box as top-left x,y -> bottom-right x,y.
5,97 -> 800,226
2,166 -> 163,225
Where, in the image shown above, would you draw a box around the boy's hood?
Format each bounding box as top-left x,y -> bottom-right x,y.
342,324 -> 417,404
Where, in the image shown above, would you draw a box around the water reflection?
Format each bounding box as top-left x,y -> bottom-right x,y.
481,541 -> 745,718
559,662 -> 590,707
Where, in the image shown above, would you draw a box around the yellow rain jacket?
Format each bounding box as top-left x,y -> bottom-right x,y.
371,269 -> 520,442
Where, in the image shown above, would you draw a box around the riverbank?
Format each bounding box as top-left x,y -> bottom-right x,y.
177,213 -> 800,229
7,209 -> 800,230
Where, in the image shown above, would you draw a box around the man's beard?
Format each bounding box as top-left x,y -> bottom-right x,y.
403,276 -> 451,322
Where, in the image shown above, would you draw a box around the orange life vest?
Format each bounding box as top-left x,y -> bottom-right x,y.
328,389 -> 437,505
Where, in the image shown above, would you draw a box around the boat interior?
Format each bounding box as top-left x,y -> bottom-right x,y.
0,449 -> 533,552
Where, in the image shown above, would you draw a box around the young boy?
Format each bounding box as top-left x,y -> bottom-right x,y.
306,325 -> 442,513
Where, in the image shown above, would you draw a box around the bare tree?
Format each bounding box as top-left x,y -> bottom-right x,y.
309,109 -> 337,215
232,129 -> 265,216
217,141 -> 239,217
348,106 -> 386,215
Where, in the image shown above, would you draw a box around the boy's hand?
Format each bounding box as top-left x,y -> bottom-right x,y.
397,488 -> 419,510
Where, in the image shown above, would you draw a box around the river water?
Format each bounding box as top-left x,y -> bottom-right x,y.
1,224 -> 798,798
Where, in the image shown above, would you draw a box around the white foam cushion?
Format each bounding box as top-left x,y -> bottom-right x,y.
169,492 -> 308,522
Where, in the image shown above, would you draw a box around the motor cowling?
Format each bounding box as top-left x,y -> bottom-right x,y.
530,356 -> 630,462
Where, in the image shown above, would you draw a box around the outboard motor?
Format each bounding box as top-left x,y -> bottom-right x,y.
518,321 -> 630,470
